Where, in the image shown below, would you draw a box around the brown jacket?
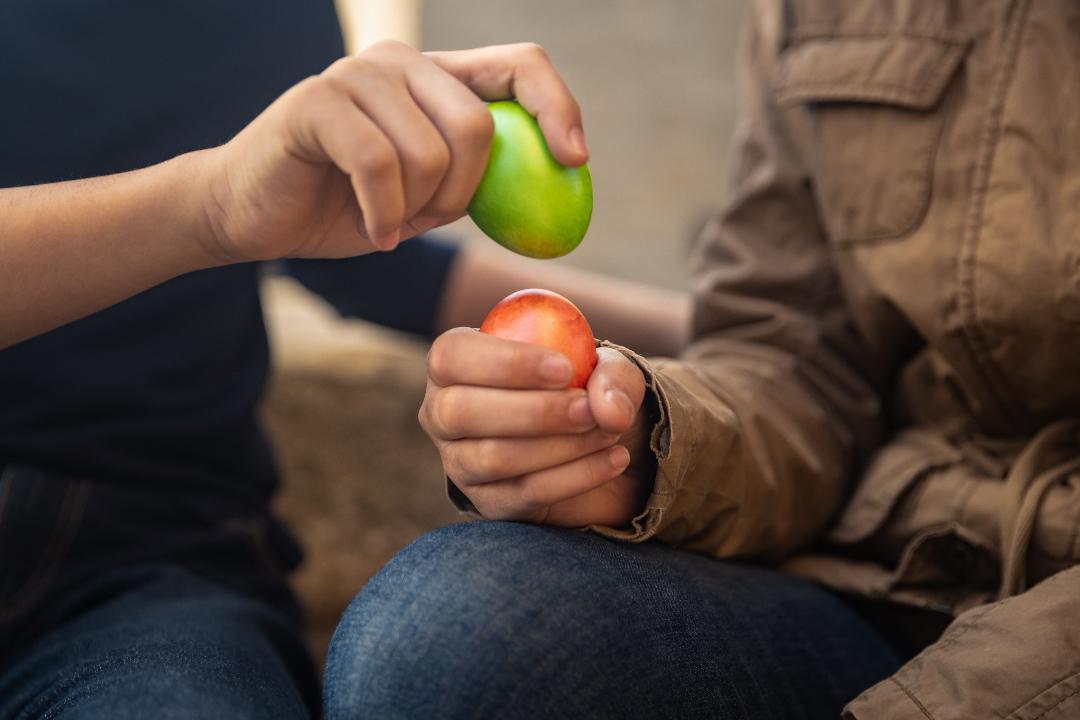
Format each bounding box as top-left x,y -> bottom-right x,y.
593,0 -> 1080,717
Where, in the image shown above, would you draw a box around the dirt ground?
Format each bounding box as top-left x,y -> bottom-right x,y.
264,363 -> 457,665
261,277 -> 460,666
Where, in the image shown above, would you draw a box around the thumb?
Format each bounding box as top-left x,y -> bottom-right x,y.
586,347 -> 645,435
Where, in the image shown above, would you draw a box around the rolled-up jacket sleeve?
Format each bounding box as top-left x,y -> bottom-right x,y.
590,0 -> 884,560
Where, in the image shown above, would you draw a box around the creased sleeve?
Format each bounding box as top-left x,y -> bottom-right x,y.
590,0 -> 884,560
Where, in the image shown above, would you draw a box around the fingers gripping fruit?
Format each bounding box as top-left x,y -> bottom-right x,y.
468,101 -> 592,259
480,289 -> 597,388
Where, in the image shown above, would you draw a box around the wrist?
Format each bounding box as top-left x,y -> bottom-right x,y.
176,146 -> 241,268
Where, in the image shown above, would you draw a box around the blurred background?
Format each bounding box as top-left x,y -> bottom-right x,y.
339,0 -> 743,289
268,0 -> 746,665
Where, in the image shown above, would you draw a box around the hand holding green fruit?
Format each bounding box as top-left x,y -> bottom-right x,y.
468,101 -> 593,259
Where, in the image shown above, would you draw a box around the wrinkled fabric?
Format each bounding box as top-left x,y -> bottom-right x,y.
325,522 -> 900,720
587,0 -> 1080,716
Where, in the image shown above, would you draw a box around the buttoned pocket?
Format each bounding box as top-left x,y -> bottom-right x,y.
776,34 -> 967,244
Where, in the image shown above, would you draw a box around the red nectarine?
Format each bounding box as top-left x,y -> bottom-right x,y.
480,289 -> 598,389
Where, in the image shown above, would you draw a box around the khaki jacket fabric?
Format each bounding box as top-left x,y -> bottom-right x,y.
590,1 -> 1080,716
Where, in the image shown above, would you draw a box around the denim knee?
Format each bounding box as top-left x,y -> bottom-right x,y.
323,521 -> 900,720
323,521 -> 616,719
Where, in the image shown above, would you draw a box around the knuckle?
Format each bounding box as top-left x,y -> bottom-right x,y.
356,140 -> 398,178
293,75 -> 335,107
426,336 -> 453,385
449,102 -> 495,147
516,42 -> 550,63
441,443 -> 470,485
402,139 -> 450,184
366,38 -> 413,57
472,439 -> 507,480
515,477 -> 544,512
322,56 -> 355,81
417,402 -> 432,435
429,386 -> 464,436
423,392 -> 450,436
330,56 -> 394,92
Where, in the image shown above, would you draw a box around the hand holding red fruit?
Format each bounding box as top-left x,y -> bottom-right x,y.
419,295 -> 651,528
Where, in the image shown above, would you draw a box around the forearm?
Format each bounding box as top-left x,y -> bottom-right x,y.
436,243 -> 691,356
0,151 -> 219,348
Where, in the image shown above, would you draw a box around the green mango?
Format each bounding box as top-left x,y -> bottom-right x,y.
467,101 -> 592,259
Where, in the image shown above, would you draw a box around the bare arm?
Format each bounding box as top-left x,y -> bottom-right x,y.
0,154 -> 218,348
0,41 -> 586,350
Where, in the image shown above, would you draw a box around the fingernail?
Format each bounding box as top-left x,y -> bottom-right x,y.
609,445 -> 630,471
568,126 -> 588,159
569,395 -> 594,426
605,388 -> 635,419
375,229 -> 400,251
541,355 -> 573,385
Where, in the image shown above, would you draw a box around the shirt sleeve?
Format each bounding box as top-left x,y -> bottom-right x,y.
282,234 -> 460,337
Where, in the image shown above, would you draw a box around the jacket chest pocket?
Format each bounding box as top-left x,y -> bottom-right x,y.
776,35 -> 967,244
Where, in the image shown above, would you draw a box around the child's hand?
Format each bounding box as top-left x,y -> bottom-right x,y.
419,328 -> 651,528
200,42 -> 587,263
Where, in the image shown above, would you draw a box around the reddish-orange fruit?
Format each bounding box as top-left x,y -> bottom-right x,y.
480,289 -> 598,389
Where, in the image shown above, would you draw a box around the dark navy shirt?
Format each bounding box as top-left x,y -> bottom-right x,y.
0,1 -> 456,511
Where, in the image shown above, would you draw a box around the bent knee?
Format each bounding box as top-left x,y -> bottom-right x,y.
324,522 -> 618,717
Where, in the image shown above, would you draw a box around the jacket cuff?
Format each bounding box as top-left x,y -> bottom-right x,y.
446,476 -> 480,516
586,341 -> 690,543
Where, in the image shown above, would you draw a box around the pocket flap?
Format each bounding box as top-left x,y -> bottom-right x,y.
829,428 -> 963,545
776,35 -> 967,110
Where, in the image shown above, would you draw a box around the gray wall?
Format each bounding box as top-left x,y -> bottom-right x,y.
423,1 -> 746,289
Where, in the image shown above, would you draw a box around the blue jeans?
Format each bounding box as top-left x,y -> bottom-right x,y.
0,565 -> 313,719
0,463 -> 318,718
2,520 -> 907,719
324,522 -> 903,720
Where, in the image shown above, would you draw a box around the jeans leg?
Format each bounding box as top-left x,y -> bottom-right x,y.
0,565 -> 314,720
324,521 -> 900,720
